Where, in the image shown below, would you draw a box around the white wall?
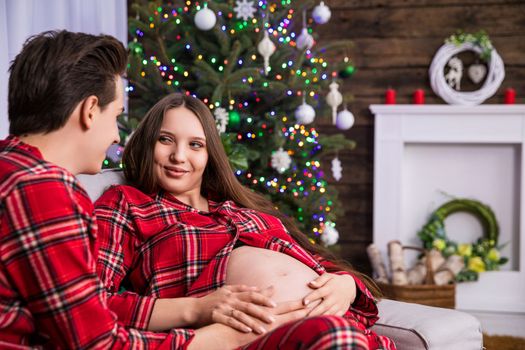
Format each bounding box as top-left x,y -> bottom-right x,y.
0,0 -> 128,138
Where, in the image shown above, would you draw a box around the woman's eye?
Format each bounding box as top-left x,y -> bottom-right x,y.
159,135 -> 172,143
190,141 -> 204,148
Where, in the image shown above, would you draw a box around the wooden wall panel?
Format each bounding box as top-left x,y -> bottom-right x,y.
127,0 -> 524,276
315,0 -> 525,273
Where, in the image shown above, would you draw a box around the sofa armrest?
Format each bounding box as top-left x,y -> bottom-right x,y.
372,299 -> 483,350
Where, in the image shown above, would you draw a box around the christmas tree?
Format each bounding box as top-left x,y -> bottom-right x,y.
110,0 -> 356,246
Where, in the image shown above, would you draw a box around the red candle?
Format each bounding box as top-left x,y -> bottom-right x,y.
504,88 -> 516,104
413,89 -> 425,104
385,88 -> 396,104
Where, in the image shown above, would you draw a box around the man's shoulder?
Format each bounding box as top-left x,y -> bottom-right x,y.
0,151 -> 83,204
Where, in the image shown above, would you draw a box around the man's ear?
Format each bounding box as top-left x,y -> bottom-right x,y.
79,95 -> 100,130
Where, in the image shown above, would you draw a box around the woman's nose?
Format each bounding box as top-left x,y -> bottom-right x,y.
169,147 -> 185,162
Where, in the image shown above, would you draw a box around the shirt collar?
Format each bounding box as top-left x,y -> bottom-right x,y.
156,189 -> 223,213
4,135 -> 43,159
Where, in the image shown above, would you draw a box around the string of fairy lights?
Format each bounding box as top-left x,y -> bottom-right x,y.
127,0 -> 348,236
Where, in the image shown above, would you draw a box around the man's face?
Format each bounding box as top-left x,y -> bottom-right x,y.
84,76 -> 124,174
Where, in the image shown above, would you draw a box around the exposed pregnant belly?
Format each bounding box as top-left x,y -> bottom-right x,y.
225,246 -> 319,303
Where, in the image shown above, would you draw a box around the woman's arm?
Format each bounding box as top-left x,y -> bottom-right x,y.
149,285 -> 277,333
95,187 -> 158,330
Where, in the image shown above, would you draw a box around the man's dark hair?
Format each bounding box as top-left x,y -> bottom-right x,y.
8,30 -> 127,135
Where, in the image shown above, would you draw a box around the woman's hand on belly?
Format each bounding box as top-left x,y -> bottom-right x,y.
191,284 -> 278,334
302,272 -> 357,317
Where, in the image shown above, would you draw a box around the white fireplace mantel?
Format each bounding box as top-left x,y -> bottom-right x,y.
370,104 -> 525,315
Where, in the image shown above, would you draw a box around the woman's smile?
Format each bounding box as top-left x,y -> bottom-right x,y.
164,165 -> 189,177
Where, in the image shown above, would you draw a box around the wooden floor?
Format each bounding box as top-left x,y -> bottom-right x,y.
463,310 -> 525,337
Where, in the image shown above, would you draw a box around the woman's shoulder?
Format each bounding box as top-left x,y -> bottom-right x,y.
223,201 -> 285,227
95,184 -> 154,208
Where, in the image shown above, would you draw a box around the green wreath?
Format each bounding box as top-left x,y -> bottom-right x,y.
418,198 -> 508,282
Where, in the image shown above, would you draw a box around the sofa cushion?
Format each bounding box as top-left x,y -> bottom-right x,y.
77,169 -> 125,202
373,299 -> 483,350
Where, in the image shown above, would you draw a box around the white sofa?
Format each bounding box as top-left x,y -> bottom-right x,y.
78,169 -> 483,350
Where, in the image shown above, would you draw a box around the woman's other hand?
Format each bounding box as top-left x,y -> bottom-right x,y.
193,284 -> 278,334
302,273 -> 356,317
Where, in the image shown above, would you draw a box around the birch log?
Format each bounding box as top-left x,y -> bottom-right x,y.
388,240 -> 408,285
427,249 -> 446,271
407,258 -> 427,285
434,255 -> 465,285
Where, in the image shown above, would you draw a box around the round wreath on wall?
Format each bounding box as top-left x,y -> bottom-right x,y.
429,31 -> 505,106
418,198 -> 508,282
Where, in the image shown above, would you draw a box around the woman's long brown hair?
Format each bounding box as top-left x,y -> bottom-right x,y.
124,93 -> 381,297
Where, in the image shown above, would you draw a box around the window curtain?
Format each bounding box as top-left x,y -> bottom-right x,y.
0,0 -> 127,138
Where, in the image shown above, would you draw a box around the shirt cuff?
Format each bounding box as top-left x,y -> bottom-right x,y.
107,292 -> 158,330
333,270 -> 379,326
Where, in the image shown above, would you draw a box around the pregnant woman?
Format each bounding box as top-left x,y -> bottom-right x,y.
95,93 -> 395,349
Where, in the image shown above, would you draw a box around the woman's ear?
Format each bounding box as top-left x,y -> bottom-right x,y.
79,95 -> 99,130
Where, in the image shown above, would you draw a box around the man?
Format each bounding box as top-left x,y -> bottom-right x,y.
0,30 -> 310,350
0,30 -> 193,349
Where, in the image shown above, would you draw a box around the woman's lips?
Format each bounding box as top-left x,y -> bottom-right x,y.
164,165 -> 189,177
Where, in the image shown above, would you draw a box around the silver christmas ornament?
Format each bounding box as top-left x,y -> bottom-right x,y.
326,81 -> 342,124
214,107 -> 229,134
321,222 -> 339,246
312,1 -> 331,24
257,31 -> 276,76
331,156 -> 342,181
294,100 -> 316,124
336,108 -> 355,130
271,147 -> 292,174
194,7 -> 216,31
296,27 -> 315,50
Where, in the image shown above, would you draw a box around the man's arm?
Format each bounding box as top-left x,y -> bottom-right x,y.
1,177 -> 193,348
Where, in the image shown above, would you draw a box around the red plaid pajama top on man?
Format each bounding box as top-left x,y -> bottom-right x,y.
95,184 -> 395,349
0,136 -> 193,349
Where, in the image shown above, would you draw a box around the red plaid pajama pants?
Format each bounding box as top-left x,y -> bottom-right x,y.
240,315 -> 370,350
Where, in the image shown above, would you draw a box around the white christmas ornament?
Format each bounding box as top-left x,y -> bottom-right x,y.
214,107 -> 229,134
468,63 -> 487,84
321,222 -> 339,246
331,156 -> 342,181
335,108 -> 355,130
296,27 -> 315,50
326,81 -> 342,124
444,57 -> 463,90
233,0 -> 257,21
194,7 -> 216,31
271,147 -> 292,174
295,99 -> 316,124
312,1 -> 331,24
257,31 -> 276,76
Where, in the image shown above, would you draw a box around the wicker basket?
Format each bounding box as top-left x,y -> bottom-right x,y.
377,282 -> 455,308
377,246 -> 456,309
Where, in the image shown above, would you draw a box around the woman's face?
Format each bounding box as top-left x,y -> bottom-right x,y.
153,106 -> 208,198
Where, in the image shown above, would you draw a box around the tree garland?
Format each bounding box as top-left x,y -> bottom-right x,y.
418,198 -> 508,281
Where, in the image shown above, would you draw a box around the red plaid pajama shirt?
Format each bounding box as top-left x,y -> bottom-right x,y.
95,185 -> 396,350
0,136 -> 193,349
